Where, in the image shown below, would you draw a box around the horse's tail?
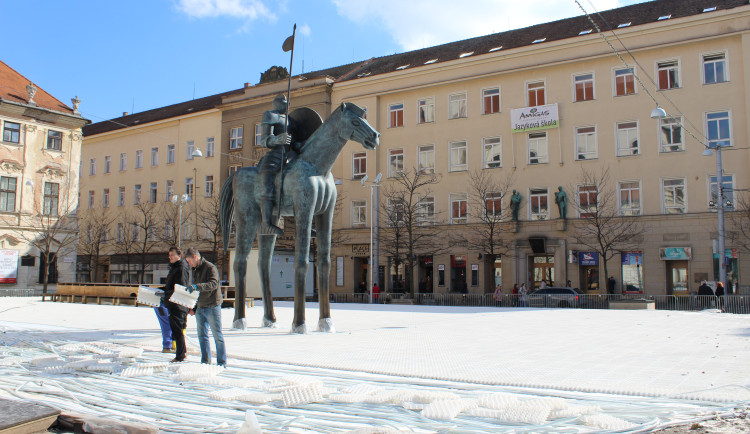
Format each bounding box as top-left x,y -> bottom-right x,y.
220,172 -> 235,253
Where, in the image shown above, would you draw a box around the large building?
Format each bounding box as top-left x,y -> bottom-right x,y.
0,60 -> 89,290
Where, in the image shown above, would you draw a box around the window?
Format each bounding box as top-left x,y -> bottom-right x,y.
149,182 -> 158,203
529,188 -> 549,220
449,92 -> 467,119
185,177 -> 194,198
229,165 -> 241,176
118,187 -> 125,207
657,60 -> 679,90
709,175 -> 734,211
706,111 -> 731,148
205,175 -> 214,197
43,182 -> 59,216
482,88 -> 500,114
388,149 -> 404,177
165,220 -> 174,239
418,145 -> 435,174
206,137 -> 215,157
660,117 -> 683,152
418,98 -> 434,124
352,152 -> 367,180
418,195 -> 435,225
388,103 -> 404,128
574,74 -> 594,101
619,181 -> 641,216
89,158 -> 96,176
663,178 -> 686,214
46,130 -> 62,150
151,147 -> 159,166
230,127 -> 243,149
166,180 -> 174,201
131,223 -> 140,242
616,121 -> 639,156
351,200 -> 366,226
614,68 -> 636,96
117,223 -> 124,243
134,184 -> 142,204
119,153 -> 127,171
575,126 -> 597,160
703,53 -> 727,84
104,156 -> 111,174
186,141 -> 195,160
387,198 -> 406,227
3,121 -> 20,143
103,189 -> 110,208
485,192 -> 502,220
0,176 -> 16,212
528,132 -> 548,164
578,185 -> 598,217
255,124 -> 262,146
167,144 -> 175,164
483,137 -> 502,168
527,81 -> 545,106
135,150 -> 143,168
450,193 -> 468,224
450,141 -> 467,172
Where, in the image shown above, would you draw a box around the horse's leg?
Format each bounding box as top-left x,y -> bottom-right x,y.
314,207 -> 335,333
233,200 -> 260,330
291,208 -> 314,334
257,234 -> 277,327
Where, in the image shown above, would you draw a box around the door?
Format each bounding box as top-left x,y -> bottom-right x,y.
666,260 -> 688,295
531,255 -> 554,290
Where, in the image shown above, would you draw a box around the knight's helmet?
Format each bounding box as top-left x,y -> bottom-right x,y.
272,94 -> 288,112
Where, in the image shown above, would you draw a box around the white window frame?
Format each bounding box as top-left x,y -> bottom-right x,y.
166,180 -> 174,201
134,184 -> 142,204
167,144 -> 175,164
230,126 -> 243,150
449,140 -> 468,172
662,178 -> 686,214
575,126 -> 597,160
484,192 -> 503,220
659,117 -> 684,152
388,103 -> 404,128
526,80 -> 546,106
448,92 -> 467,119
483,137 -> 502,168
450,193 -> 468,224
89,158 -> 96,176
573,73 -> 595,102
352,152 -> 367,180
528,132 -> 548,164
709,174 -> 735,211
388,148 -> 404,177
656,59 -> 680,90
135,150 -> 143,168
387,198 -> 406,227
702,52 -> 728,85
118,187 -> 125,207
119,153 -> 127,171
151,147 -> 159,166
706,110 -> 731,148
618,180 -> 642,216
254,123 -> 262,146
351,200 -> 366,226
205,175 -> 214,197
616,121 -> 639,156
104,156 -> 111,174
206,137 -> 215,157
186,141 -> 195,160
103,188 -> 109,208
185,177 -> 194,198
482,87 -> 501,114
418,195 -> 435,226
529,187 -> 549,220
417,97 -> 435,124
149,182 -> 158,203
577,185 -> 598,217
614,67 -> 636,96
88,190 -> 95,209
418,144 -> 435,174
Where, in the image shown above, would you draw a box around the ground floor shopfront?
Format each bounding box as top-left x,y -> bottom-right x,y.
331,214 -> 746,296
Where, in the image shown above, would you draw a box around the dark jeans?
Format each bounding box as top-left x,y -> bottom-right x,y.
168,304 -> 188,360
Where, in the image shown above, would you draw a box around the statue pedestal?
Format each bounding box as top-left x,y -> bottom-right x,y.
504,221 -> 519,233
556,219 -> 567,231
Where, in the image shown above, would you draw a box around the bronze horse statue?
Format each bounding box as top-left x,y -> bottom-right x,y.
220,102 -> 379,333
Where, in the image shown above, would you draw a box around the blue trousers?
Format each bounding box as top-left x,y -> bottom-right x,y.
195,305 -> 227,366
154,303 -> 172,349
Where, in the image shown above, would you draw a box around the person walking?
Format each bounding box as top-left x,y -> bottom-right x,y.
519,283 -> 528,307
493,283 -> 502,303
185,248 -> 226,367
163,246 -> 190,363
372,283 -> 381,303
715,281 -> 725,311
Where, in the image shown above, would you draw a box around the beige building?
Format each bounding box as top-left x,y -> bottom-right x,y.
329,0 -> 750,296
0,60 -> 88,290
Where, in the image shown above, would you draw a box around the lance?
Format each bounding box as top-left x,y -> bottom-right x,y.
276,24 -> 296,228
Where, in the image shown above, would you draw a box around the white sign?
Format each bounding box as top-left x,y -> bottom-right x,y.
510,103 -> 559,132
471,264 -> 479,271
0,250 -> 19,284
336,256 -> 344,286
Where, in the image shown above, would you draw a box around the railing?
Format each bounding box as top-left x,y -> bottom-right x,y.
0,288 -> 45,297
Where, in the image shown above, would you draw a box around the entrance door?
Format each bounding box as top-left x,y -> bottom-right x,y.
531,255 -> 554,290
581,266 -> 599,293
666,260 -> 688,295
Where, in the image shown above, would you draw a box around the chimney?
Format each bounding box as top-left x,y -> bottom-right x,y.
244,82 -> 251,88
123,112 -> 129,116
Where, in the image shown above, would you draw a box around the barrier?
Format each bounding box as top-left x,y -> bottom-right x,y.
48,283 -> 248,308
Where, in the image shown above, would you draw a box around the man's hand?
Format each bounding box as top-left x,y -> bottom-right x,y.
186,284 -> 198,293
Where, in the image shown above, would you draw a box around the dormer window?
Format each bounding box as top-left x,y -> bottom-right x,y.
489,46 -> 503,52
424,59 -> 438,64
618,22 -> 631,28
533,38 -> 546,44
579,29 -> 592,35
658,15 -> 671,20
459,52 -> 474,58
396,64 -> 409,70
703,6 -> 716,12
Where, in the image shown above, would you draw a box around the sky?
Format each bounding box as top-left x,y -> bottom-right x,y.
3,0 -> 640,123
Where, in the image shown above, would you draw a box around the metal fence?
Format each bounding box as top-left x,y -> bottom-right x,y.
0,288 -> 46,297
328,292 -> 750,314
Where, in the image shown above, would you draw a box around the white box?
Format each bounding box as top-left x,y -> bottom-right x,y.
137,285 -> 163,307
169,283 -> 199,309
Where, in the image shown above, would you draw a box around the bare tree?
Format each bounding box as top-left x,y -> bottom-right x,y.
729,193 -> 750,254
132,200 -> 160,283
77,207 -> 116,282
462,169 -> 515,289
197,194 -> 227,272
112,212 -> 140,283
570,166 -> 646,293
379,168 -> 450,296
159,200 -> 190,250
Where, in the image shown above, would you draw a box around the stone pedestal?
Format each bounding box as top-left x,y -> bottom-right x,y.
556,219 -> 567,231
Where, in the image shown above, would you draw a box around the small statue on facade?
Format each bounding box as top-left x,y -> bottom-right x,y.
555,186 -> 568,219
26,82 -> 37,106
510,189 -> 522,222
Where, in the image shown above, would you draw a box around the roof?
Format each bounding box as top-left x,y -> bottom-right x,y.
0,60 -> 75,114
322,0 -> 749,83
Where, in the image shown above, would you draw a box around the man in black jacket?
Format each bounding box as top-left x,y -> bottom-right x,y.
185,248 -> 226,367
164,246 -> 190,362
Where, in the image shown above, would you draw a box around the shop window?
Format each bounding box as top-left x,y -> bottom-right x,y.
621,252 -> 643,293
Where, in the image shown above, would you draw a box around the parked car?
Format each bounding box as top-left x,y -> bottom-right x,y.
527,287 -> 584,308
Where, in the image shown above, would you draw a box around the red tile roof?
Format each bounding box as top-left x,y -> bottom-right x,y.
0,60 -> 74,114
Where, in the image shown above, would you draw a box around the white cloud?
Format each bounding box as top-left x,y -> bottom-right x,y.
298,24 -> 311,38
176,0 -> 274,20
331,0 -> 627,51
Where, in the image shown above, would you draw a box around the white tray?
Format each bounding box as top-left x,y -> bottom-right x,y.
137,285 -> 163,307
169,283 -> 199,309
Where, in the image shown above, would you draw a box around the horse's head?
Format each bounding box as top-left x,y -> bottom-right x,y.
340,102 -> 380,150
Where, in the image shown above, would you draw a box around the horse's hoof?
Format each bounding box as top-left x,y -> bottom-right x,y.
290,323 -> 308,334
261,317 -> 278,328
232,318 -> 247,330
317,318 -> 336,333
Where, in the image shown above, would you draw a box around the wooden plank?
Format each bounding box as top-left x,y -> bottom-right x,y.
0,398 -> 59,434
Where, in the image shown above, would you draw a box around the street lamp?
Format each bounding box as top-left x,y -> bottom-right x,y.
361,172 -> 382,303
651,107 -> 727,291
171,193 -> 190,249
189,148 -> 203,241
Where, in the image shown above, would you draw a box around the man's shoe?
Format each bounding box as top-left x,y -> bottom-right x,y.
170,357 -> 185,363
162,348 -> 173,353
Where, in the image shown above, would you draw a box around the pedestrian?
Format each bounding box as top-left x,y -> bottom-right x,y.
185,248 -> 226,367
715,281 -> 725,311
607,276 -> 616,294
698,280 -> 714,309
493,283 -> 502,302
163,246 -> 190,363
512,283 -> 519,306
519,283 -> 528,307
372,283 -> 380,303
540,280 -> 547,290
154,300 -> 172,353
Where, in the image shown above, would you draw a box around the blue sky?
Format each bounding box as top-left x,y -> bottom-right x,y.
3,0 -> 639,122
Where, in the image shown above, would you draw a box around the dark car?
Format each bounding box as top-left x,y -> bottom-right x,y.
527,287 -> 584,308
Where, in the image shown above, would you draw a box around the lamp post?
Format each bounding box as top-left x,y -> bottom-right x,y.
171,193 -> 190,249
361,173 -> 382,303
189,148 -> 203,242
